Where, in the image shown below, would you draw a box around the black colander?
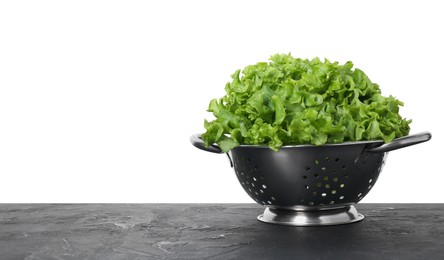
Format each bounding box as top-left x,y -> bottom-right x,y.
191,132 -> 431,226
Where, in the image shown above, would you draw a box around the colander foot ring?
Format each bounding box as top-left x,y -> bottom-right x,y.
257,205 -> 364,226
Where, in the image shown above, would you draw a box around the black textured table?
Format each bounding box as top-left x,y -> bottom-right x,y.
1,204 -> 443,259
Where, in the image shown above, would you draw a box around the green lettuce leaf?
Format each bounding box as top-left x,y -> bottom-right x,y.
202,53 -> 411,152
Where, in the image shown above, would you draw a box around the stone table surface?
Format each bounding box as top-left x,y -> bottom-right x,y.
1,204 -> 444,260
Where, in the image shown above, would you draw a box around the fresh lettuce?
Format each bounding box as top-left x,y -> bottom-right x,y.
202,54 -> 411,152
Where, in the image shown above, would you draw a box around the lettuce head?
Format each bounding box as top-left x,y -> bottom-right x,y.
202,54 -> 411,152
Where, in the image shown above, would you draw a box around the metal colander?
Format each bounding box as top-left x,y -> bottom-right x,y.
191,132 -> 431,226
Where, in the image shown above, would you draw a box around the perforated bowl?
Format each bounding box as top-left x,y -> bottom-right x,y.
191,132 -> 431,226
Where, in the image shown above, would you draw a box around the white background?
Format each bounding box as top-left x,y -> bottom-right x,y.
0,1 -> 442,203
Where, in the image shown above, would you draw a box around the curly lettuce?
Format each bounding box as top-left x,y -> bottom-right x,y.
202,54 -> 411,152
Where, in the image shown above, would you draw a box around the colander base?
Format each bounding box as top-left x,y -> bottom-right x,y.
257,205 -> 364,226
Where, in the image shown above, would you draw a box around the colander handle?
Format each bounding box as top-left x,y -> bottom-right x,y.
365,131 -> 432,153
190,134 -> 223,154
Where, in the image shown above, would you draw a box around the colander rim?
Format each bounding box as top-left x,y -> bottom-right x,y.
224,139 -> 385,149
